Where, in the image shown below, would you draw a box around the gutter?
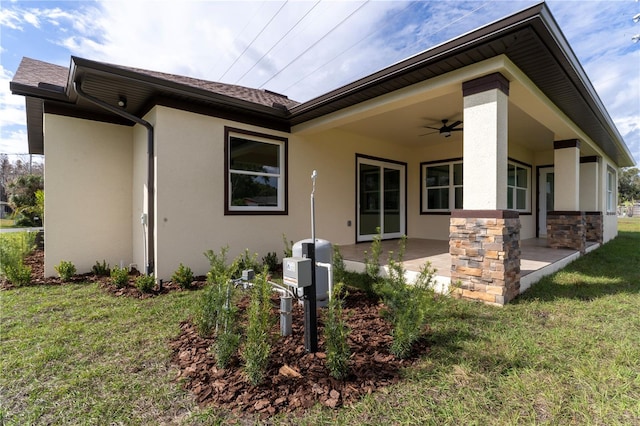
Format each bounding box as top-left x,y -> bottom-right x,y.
73,79 -> 155,275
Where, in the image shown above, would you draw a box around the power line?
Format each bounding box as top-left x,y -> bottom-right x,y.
219,1 -> 289,81
234,0 -> 322,85
258,0 -> 371,89
280,1 -> 415,94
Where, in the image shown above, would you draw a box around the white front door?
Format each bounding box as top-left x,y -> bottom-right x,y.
357,157 -> 406,242
538,167 -> 554,237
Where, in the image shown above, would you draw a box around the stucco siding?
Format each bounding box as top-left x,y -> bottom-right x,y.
44,115 -> 133,276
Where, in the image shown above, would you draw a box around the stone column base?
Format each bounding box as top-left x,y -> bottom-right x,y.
449,210 -> 521,306
585,212 -> 603,243
547,211 -> 586,254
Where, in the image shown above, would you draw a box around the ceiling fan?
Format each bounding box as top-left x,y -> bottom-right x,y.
421,119 -> 463,138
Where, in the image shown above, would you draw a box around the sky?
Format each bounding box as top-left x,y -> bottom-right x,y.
1,0 -> 639,164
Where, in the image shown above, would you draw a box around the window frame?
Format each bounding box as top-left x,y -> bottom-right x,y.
224,127 -> 288,215
507,160 -> 531,213
420,158 -> 463,214
606,166 -> 616,213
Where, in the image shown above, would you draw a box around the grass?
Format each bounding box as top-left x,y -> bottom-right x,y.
0,218 -> 16,228
1,219 -> 639,425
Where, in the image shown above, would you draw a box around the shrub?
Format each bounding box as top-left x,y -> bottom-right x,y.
55,260 -> 77,282
172,263 -> 194,289
261,252 -> 278,273
92,260 -> 110,276
5,263 -> 31,287
237,249 -> 260,278
110,266 -> 129,288
136,274 -> 155,293
332,246 -> 346,283
242,268 -> 273,385
282,234 -> 293,259
200,247 -> 242,368
375,236 -> 437,359
324,282 -> 350,380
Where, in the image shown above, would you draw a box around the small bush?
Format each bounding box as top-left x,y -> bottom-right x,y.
136,275 -> 155,293
5,263 -> 31,287
242,268 -> 273,385
0,231 -> 36,279
324,282 -> 350,380
237,249 -> 259,278
172,263 -> 194,289
54,260 -> 76,282
375,236 -> 437,359
92,260 -> 110,276
261,252 -> 278,273
332,246 -> 346,283
110,266 -> 129,288
282,234 -> 293,258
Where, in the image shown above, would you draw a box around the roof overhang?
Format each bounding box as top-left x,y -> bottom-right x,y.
290,3 -> 635,167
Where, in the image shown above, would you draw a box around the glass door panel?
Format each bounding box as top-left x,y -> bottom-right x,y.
357,158 -> 405,241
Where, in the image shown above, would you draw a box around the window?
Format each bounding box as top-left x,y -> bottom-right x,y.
507,162 -> 530,212
607,167 -> 616,212
421,160 -> 463,212
225,128 -> 287,214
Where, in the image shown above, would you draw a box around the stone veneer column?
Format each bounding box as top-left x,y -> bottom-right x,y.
547,211 -> 586,254
548,140 -> 586,253
585,212 -> 603,243
450,210 -> 521,306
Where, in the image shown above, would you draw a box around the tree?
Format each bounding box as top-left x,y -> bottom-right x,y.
7,174 -> 44,226
619,167 -> 640,204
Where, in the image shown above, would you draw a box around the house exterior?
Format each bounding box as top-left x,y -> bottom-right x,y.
10,4 -> 635,305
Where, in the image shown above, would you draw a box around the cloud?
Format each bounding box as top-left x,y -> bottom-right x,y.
0,129 -> 28,155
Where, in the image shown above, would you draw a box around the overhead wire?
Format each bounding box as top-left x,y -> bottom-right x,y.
258,0 -> 371,89
279,1 -> 489,96
279,0 -> 415,94
234,0 -> 322,85
219,0 -> 289,81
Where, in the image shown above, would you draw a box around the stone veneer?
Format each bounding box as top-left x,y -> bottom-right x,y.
449,210 -> 521,306
547,211 -> 586,254
585,212 -> 603,243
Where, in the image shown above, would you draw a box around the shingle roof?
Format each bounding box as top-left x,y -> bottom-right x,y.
12,57 -> 299,110
12,57 -> 68,89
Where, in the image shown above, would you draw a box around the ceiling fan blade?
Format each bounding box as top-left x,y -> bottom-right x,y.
449,120 -> 462,129
422,126 -> 441,131
451,128 -> 463,132
419,131 -> 439,136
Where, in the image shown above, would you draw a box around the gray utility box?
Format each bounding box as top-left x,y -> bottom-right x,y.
292,238 -> 332,307
282,257 -> 312,288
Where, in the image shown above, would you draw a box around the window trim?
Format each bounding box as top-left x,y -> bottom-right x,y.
224,127 -> 288,215
507,159 -> 532,213
420,158 -> 463,214
606,166 -> 616,213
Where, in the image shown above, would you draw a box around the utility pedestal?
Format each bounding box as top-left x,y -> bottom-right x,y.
301,242 -> 318,353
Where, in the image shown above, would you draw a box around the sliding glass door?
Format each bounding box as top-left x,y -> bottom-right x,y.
357,157 -> 406,242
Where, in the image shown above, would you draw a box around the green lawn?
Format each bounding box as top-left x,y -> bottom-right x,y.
1,220 -> 639,425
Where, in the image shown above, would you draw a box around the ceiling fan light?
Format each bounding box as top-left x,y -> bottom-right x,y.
442,131 -> 451,137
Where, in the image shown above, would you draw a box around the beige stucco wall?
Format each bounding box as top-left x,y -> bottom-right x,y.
44,114 -> 133,276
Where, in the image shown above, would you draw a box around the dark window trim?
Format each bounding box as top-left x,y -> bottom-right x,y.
420,158 -> 463,215
224,126 -> 288,216
507,158 -> 533,214
535,164 -> 554,238
355,153 -> 408,241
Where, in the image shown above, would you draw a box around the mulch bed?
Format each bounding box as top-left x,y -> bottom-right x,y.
0,249 -> 206,297
169,291 -> 430,419
3,249 -> 432,419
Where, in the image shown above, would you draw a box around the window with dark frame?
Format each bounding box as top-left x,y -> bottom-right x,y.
225,128 -> 287,214
507,161 -> 530,212
421,160 -> 463,212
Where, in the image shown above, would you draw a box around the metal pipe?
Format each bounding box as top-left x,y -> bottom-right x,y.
316,261 -> 333,301
311,170 -> 317,242
280,296 -> 292,336
73,80 -> 155,275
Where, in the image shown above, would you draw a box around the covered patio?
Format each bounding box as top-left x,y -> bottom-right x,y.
337,238 -> 600,295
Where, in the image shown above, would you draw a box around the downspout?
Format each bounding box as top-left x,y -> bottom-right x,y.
73,80 -> 155,275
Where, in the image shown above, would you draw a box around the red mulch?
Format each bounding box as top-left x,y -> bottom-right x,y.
3,249 -> 432,420
169,291 -> 430,419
